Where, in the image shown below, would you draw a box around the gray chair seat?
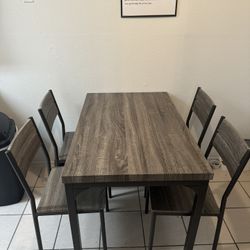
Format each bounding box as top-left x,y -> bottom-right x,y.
58,131 -> 74,164
37,167 -> 106,215
150,185 -> 220,216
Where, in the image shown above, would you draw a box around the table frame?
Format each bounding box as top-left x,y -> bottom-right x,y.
62,92 -> 212,250
65,180 -> 208,250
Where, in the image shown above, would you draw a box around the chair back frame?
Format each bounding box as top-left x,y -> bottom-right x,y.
38,90 -> 66,166
5,117 -> 52,216
186,87 -> 216,147
6,117 -> 107,250
205,116 -> 250,212
148,115 -> 249,250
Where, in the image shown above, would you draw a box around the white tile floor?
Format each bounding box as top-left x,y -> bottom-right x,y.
1,164 -> 250,250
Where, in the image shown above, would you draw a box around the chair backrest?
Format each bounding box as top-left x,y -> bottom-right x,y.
5,118 -> 51,202
186,87 -> 216,147
205,116 -> 250,207
38,90 -> 65,165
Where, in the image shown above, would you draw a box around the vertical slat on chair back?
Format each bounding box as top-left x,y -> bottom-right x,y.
213,119 -> 249,178
8,119 -> 41,178
39,90 -> 58,130
192,88 -> 215,127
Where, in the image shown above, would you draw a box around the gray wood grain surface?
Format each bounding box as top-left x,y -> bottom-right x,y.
214,119 -> 249,177
38,168 -> 106,214
8,119 -> 41,177
62,92 -> 213,184
192,88 -> 215,127
39,90 -> 58,130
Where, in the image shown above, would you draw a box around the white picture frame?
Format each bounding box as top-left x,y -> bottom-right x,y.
121,0 -> 178,17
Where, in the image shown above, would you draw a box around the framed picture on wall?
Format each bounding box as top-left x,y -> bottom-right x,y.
121,0 -> 178,18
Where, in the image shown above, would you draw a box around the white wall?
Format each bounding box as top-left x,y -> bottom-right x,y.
1,0 -> 250,141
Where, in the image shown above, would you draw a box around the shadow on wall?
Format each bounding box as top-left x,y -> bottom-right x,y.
0,92 -> 57,165
170,94 -> 188,120
0,93 -> 24,127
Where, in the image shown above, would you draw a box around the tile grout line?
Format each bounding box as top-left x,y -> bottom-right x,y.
24,165 -> 44,213
225,206 -> 250,210
52,214 -> 63,249
25,165 -> 45,215
6,169 -> 41,249
211,180 -> 250,183
222,217 -> 239,249
234,241 -> 250,244
6,213 -> 23,250
239,182 -> 250,200
181,216 -> 188,234
236,242 -> 250,249
210,180 -> 231,183
226,180 -> 250,249
7,164 -> 43,249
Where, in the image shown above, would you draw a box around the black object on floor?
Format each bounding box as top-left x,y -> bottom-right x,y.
0,112 -> 24,206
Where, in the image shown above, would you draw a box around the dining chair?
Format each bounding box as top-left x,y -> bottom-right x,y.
186,86 -> 216,147
38,90 -> 110,211
38,90 -> 74,166
144,87 -> 216,211
147,116 -> 250,250
5,118 -> 108,250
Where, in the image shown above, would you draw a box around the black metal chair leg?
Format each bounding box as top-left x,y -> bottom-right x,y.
105,188 -> 110,212
212,214 -> 224,250
108,187 -> 112,198
145,189 -> 150,214
144,186 -> 147,198
33,215 -> 43,250
148,212 -> 157,250
100,209 -> 107,250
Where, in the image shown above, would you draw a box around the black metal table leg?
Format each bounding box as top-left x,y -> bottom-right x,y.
65,184 -> 82,250
184,181 -> 209,250
108,187 -> 112,198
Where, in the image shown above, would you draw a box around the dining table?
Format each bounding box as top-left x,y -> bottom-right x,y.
62,92 -> 214,250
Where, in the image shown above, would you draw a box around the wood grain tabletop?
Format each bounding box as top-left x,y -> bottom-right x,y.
62,92 -> 213,184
